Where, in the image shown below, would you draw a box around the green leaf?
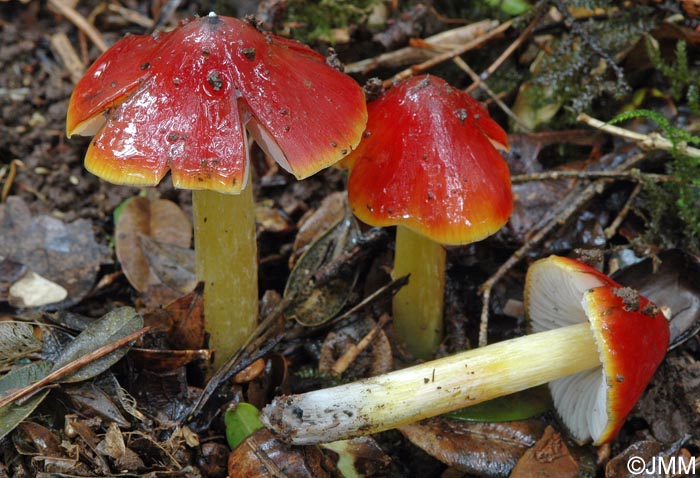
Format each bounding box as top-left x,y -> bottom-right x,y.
443,386 -> 552,422
51,307 -> 143,383
483,0 -> 531,15
0,361 -> 52,441
225,402 -> 264,450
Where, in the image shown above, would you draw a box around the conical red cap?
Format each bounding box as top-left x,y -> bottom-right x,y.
342,75 -> 512,245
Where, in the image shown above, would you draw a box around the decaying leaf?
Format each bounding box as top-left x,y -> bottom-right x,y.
320,437 -> 391,478
96,422 -> 145,472
605,436 -> 695,478
228,428 -> 338,478
115,196 -> 192,293
400,417 -> 546,477
138,235 -> 196,293
51,306 -> 144,383
0,361 -> 52,441
291,191 -> 348,267
141,285 -> 206,350
0,196 -> 108,308
510,426 -> 581,478
8,270 -> 67,308
0,321 -> 41,366
284,206 -> 361,326
65,379 -> 130,427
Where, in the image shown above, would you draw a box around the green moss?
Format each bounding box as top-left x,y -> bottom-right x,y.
610,109 -> 700,253
278,0 -> 379,44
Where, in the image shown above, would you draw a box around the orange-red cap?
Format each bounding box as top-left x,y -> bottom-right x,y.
342,75 -> 512,245
525,255 -> 669,445
67,14 -> 367,193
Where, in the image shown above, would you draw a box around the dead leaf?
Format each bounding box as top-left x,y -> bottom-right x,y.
605,436 -> 696,478
97,422 -> 145,472
228,428 -> 337,478
510,426 -> 580,478
400,417 -> 546,477
115,196 -> 192,293
142,285 -> 206,350
291,191 -> 348,268
138,235 -> 196,293
285,206 -> 361,326
0,196 -> 108,308
8,270 -> 67,308
320,437 -> 392,478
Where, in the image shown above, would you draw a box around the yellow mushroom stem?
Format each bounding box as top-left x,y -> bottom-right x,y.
392,225 -> 446,359
261,322 -> 600,445
192,186 -> 258,372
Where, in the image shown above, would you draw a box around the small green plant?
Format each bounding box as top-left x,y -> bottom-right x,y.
609,109 -> 700,252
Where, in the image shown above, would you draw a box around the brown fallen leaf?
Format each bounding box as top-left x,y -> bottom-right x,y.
228,428 -> 338,478
510,425 -> 580,478
399,417 -> 546,477
115,196 -> 192,293
0,196 -> 109,308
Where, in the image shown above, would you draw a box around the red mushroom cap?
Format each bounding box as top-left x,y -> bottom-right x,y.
525,255 -> 669,445
67,13 -> 367,193
341,75 -> 512,245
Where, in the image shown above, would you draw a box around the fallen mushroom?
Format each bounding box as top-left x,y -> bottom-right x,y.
340,74 -> 512,358
66,13 -> 367,369
261,255 -> 669,445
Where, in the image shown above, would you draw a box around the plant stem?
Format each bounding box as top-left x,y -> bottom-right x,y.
261,322 -> 599,445
392,225 -> 445,359
192,186 -> 258,371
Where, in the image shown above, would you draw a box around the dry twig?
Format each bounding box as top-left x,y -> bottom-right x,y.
578,113 -> 700,159
382,20 -> 512,88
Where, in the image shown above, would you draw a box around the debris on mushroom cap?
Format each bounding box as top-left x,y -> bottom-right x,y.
525,255 -> 670,445
341,75 -> 512,245
67,14 -> 367,193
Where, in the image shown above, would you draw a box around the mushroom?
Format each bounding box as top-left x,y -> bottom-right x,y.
261,255 -> 669,446
67,13 -> 367,369
340,75 -> 512,358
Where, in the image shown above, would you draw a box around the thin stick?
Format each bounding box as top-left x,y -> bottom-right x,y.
511,170 -> 674,183
330,314 -> 391,376
383,20 -> 512,89
0,327 -> 150,408
578,113 -> 700,159
605,182 -> 642,240
48,0 -> 109,52
465,11 -> 543,94
452,56 -> 530,131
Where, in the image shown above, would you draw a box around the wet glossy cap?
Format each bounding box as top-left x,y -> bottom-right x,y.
67,13 -> 367,193
341,75 -> 512,245
525,255 -> 670,445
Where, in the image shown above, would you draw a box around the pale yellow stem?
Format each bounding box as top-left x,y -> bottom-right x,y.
192,186 -> 257,371
392,225 -> 446,359
261,322 -> 600,445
